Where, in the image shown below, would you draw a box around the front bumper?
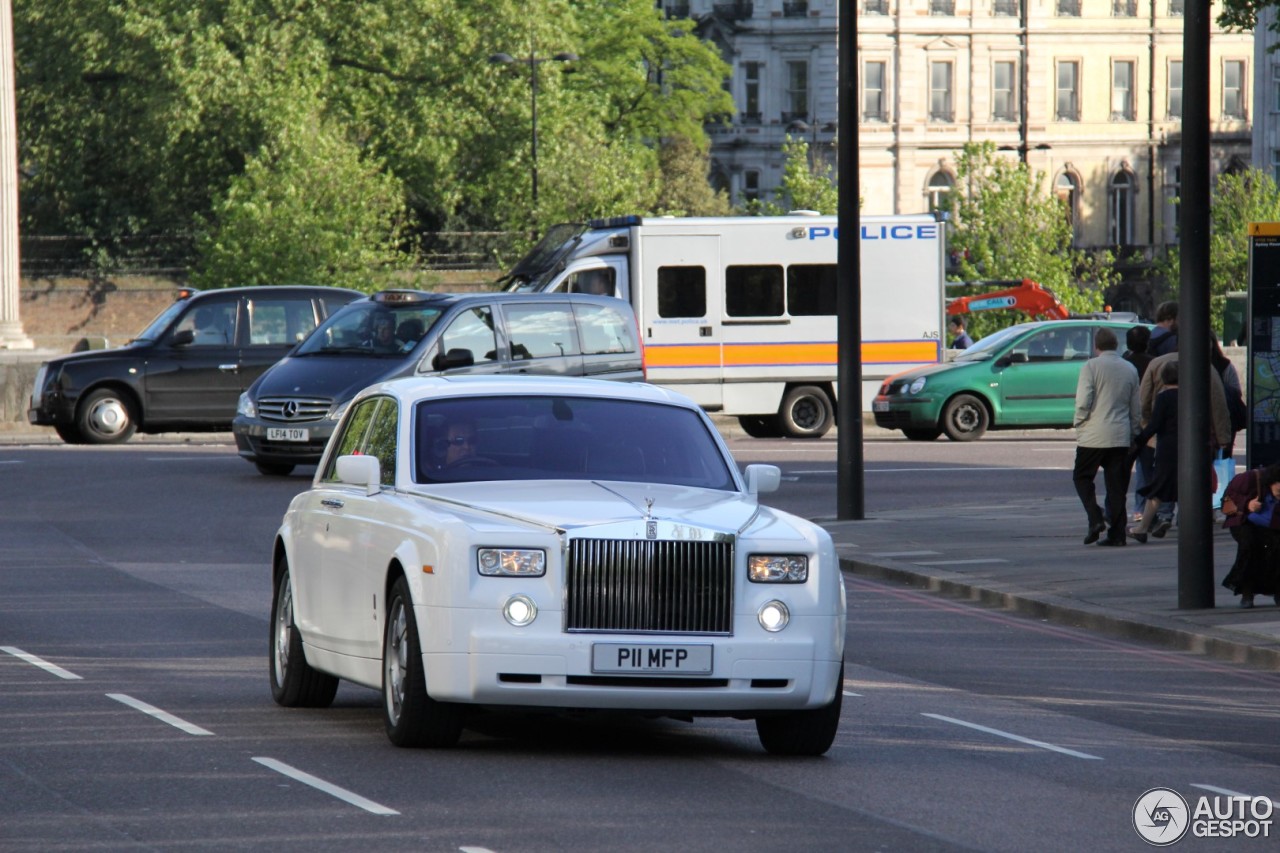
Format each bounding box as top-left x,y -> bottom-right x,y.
871,395 -> 939,430
233,416 -> 336,465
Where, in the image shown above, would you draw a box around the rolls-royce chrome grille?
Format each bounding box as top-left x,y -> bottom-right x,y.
258,397 -> 332,423
566,539 -> 734,635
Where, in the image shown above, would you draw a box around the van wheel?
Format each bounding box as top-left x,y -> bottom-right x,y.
902,428 -> 941,441
738,415 -> 782,438
941,394 -> 989,441
778,386 -> 833,439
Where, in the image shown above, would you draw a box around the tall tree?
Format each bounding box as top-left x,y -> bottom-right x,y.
945,142 -> 1116,338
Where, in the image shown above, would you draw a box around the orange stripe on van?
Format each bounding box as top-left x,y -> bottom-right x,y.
645,340 -> 939,368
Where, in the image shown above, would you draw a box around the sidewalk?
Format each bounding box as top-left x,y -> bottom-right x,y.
823,496 -> 1280,670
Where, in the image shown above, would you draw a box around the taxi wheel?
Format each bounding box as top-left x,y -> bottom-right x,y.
75,388 -> 138,444
777,385 -> 833,439
270,556 -> 338,707
755,665 -> 843,756
941,394 -> 989,442
739,415 -> 782,438
383,576 -> 464,748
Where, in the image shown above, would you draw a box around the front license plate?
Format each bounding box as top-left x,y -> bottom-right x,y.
592,643 -> 713,675
872,399 -> 889,412
267,427 -> 309,442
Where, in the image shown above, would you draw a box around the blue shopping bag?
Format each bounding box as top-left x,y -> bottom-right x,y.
1212,450 -> 1235,509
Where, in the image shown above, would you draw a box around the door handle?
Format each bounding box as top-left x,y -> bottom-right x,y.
218,363 -> 239,372
320,499 -> 345,509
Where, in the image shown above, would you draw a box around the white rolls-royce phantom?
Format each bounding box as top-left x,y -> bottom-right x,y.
270,375 -> 847,755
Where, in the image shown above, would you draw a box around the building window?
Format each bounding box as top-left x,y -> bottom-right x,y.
662,2 -> 691,17
1223,60 -> 1246,120
1271,151 -> 1280,185
930,61 -> 954,122
743,170 -> 760,203
742,62 -> 762,124
1272,65 -> 1280,112
864,61 -> 886,121
1109,172 -> 1134,246
1112,0 -> 1136,14
1169,0 -> 1184,15
992,61 -> 1017,122
1055,172 -> 1079,243
927,172 -> 954,213
1166,164 -> 1181,244
1056,0 -> 1080,15
992,0 -> 1019,15
1056,61 -> 1080,121
930,0 -> 955,13
1169,61 -> 1183,120
1112,61 -> 1135,121
863,0 -> 888,13
784,60 -> 808,123
783,1 -> 809,16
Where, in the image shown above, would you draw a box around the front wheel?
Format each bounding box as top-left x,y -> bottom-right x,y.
269,556 -> 338,707
755,665 -> 843,756
777,385 -> 834,439
75,388 -> 138,444
383,577 -> 464,748
941,393 -> 989,442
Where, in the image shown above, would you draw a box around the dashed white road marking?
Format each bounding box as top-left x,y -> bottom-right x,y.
253,757 -> 399,815
1,646 -> 82,680
914,558 -> 1011,566
106,693 -> 214,736
922,712 -> 1102,760
868,550 -> 940,558
1190,784 -> 1280,808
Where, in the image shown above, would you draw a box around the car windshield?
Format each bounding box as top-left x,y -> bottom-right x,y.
414,395 -> 736,489
952,322 -> 1037,362
296,302 -> 444,356
130,300 -> 190,343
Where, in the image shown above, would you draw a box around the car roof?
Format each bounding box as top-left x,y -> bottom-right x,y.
355,290 -> 634,310
358,375 -> 696,408
184,285 -> 363,298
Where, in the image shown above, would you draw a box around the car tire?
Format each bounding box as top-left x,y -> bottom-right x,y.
269,555 -> 339,708
383,576 -> 464,748
738,415 -> 782,438
941,393 -> 989,442
902,428 -> 941,441
256,462 -> 296,477
75,387 -> 138,444
54,424 -> 85,444
755,663 -> 843,756
777,385 -> 834,439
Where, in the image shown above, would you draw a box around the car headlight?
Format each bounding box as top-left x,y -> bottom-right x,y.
748,554 -> 808,583
909,376 -> 927,395
328,399 -> 350,421
236,392 -> 256,418
478,548 -> 546,577
30,365 -> 49,407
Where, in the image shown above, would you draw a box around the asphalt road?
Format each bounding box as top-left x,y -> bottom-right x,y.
2,435 -> 1278,851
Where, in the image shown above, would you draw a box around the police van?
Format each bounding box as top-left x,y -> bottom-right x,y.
503,213 -> 946,437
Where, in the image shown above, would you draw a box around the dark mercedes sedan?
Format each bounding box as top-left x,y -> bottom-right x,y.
27,285 -> 361,444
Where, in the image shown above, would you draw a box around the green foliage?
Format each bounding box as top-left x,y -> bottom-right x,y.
653,136 -> 731,217
13,0 -> 734,272
1156,168 -> 1280,335
945,142 -> 1116,340
191,112 -> 416,291
745,138 -> 837,215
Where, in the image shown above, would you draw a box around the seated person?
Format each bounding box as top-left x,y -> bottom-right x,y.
191,306 -> 231,345
396,318 -> 426,347
362,313 -> 402,352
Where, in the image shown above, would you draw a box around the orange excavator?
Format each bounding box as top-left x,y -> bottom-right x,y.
944,279 -> 1071,321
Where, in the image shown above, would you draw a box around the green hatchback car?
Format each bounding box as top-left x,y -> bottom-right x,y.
872,319 -> 1143,441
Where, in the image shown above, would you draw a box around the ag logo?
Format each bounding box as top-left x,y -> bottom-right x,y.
1133,787 -> 1190,845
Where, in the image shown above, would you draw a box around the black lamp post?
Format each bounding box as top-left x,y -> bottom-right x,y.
489,50 -> 577,220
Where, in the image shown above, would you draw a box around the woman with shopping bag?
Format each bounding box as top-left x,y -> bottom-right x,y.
1221,464 -> 1280,608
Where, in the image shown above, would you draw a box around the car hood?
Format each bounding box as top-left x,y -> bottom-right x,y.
43,340 -> 148,368
887,360 -> 973,382
251,354 -> 411,402
415,480 -> 784,538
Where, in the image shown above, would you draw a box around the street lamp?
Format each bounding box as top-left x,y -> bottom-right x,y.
489,49 -> 577,222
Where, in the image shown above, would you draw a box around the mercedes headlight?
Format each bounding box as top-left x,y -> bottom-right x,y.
478,548 -> 546,577
236,392 -> 256,418
748,555 -> 808,583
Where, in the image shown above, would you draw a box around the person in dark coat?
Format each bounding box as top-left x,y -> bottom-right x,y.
1128,359 -> 1179,542
1222,464 -> 1280,608
1123,325 -> 1154,519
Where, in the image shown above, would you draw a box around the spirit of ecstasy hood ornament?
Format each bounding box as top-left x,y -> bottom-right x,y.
644,498 -> 656,539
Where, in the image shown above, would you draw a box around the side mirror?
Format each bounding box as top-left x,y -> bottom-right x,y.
171,329 -> 195,347
997,351 -> 1028,367
433,347 -> 475,371
744,464 -> 781,496
336,454 -> 381,496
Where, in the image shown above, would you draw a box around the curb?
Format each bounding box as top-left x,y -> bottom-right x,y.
841,556 -> 1280,671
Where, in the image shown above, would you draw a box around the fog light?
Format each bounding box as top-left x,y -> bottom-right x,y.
503,594 -> 537,627
758,600 -> 790,633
